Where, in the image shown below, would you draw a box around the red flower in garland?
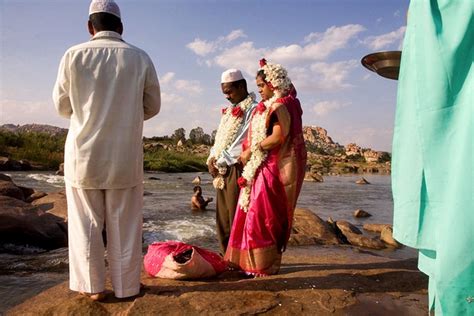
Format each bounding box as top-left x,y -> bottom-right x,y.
256,102 -> 267,114
221,107 -> 228,115
237,176 -> 247,188
231,106 -> 243,117
259,58 -> 267,67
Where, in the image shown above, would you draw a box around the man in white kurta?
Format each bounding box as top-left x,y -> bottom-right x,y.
53,0 -> 160,299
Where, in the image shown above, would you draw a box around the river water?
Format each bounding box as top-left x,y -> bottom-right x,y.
1,171 -> 407,312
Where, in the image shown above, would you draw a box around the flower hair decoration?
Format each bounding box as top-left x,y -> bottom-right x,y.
259,58 -> 292,95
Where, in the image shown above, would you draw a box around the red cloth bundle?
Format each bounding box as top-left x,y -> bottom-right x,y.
144,241 -> 227,279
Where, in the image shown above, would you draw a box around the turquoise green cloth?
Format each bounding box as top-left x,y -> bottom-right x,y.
392,0 -> 473,315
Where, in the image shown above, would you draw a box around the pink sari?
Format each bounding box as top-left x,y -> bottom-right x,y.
225,88 -> 307,275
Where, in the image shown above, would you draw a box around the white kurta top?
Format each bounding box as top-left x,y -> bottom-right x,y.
53,31 -> 161,189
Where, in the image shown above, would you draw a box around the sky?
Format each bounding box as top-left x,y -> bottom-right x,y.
0,0 -> 409,152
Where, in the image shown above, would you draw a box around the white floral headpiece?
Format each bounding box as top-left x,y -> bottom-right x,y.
259,58 -> 292,94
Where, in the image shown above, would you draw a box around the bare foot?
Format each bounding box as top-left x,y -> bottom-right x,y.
79,291 -> 106,301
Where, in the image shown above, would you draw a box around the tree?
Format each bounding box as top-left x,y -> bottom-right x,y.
171,128 -> 186,143
202,133 -> 211,145
210,129 -> 217,145
189,127 -> 204,144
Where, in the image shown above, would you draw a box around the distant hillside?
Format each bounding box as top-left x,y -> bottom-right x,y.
0,124 -> 67,136
0,124 -> 391,174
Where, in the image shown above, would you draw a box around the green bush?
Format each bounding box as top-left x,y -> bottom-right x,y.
0,130 -> 208,172
0,131 -> 65,169
144,149 -> 207,172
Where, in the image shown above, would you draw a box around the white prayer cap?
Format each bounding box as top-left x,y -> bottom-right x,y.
89,0 -> 121,19
221,69 -> 244,83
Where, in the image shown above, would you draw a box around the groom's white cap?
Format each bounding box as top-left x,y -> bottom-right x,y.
89,0 -> 121,19
221,69 -> 244,83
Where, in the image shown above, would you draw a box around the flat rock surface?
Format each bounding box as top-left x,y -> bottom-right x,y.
7,246 -> 428,315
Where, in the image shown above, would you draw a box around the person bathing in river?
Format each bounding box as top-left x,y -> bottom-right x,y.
191,186 -> 213,211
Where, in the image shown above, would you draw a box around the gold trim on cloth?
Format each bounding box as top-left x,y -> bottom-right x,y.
225,245 -> 282,275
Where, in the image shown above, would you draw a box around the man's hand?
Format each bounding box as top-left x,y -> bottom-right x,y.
207,157 -> 218,177
238,148 -> 251,166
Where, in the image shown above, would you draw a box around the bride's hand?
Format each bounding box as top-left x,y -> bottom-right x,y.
239,148 -> 251,166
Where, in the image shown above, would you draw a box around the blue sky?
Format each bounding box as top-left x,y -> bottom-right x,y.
0,0 -> 408,151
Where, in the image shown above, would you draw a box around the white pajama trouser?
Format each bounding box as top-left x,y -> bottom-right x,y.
65,183 -> 143,298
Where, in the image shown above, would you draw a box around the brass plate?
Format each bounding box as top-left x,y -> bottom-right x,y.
361,51 -> 401,80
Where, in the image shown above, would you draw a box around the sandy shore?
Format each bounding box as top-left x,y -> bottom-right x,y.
7,245 -> 427,315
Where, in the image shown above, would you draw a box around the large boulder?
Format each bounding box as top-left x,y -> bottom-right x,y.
353,209 -> 371,218
380,226 -> 401,248
0,157 -> 33,171
0,175 -> 37,202
0,178 -> 25,200
288,208 -> 340,246
32,191 -> 68,221
0,173 -> 12,181
0,195 -> 67,250
18,160 -> 32,171
336,221 -> 363,235
304,171 -> 324,182
363,223 -> 392,233
25,191 -> 48,203
336,221 -> 385,250
355,177 -> 370,185
19,186 -> 35,199
0,157 -> 22,171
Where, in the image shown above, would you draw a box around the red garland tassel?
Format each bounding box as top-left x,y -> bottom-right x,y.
256,102 -> 267,114
231,106 -> 243,117
237,176 -> 247,188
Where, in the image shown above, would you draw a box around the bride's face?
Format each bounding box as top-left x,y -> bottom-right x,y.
256,76 -> 274,101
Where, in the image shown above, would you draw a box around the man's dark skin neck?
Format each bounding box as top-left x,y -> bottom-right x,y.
87,20 -> 123,36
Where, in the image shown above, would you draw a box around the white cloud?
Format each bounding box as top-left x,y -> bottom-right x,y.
394,10 -> 401,18
174,79 -> 202,94
186,29 -> 247,57
224,29 -> 246,42
298,24 -> 366,61
0,99 -> 68,128
160,72 -> 176,84
190,24 -> 365,78
290,60 -> 358,92
160,73 -> 203,95
161,92 -> 183,104
213,41 -> 266,76
363,26 -> 406,50
186,39 -> 216,57
312,100 -> 351,116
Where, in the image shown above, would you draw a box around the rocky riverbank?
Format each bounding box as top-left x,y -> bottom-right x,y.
1,174 -> 428,314
7,245 -> 427,315
0,173 -> 400,253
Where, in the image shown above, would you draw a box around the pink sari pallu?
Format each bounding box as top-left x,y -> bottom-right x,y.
144,241 -> 227,279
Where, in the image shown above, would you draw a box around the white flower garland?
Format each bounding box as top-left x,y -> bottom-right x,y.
238,94 -> 278,211
209,93 -> 255,189
260,62 -> 292,94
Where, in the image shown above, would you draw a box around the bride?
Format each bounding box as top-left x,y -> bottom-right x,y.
225,59 -> 307,276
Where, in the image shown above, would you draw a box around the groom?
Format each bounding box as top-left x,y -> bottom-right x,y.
208,69 -> 257,254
